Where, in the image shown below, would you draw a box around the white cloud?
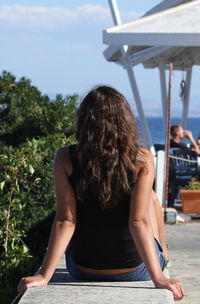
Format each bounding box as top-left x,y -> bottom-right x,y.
0,5 -> 111,28
0,4 -> 140,29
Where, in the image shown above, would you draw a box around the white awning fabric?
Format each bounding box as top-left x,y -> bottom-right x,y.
103,0 -> 200,69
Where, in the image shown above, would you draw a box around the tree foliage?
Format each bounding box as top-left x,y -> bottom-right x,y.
0,71 -> 78,145
0,134 -> 76,303
0,70 -> 78,303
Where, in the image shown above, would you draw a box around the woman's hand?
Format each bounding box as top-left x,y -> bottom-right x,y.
17,274 -> 48,295
155,277 -> 184,301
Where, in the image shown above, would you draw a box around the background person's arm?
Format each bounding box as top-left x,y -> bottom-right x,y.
184,130 -> 200,154
17,148 -> 76,294
129,150 -> 184,301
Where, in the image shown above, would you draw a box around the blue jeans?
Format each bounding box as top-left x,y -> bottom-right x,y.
65,238 -> 166,281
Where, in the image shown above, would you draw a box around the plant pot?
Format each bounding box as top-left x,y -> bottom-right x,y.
179,190 -> 200,214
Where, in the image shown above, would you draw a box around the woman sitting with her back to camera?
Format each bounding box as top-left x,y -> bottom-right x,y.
18,86 -> 184,300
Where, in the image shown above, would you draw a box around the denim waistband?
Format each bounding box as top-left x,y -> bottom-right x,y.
65,238 -> 166,282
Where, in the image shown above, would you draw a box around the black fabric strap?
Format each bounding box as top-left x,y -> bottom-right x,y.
68,144 -> 79,178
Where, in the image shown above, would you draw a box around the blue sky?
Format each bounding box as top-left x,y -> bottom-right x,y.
1,0 -> 200,117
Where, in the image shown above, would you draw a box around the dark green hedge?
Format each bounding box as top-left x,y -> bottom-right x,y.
0,134 -> 76,303
0,70 -> 78,303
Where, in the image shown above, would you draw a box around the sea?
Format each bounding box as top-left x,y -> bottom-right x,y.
137,117 -> 200,145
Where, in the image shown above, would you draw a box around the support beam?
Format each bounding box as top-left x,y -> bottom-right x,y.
155,151 -> 165,205
158,62 -> 168,137
108,0 -> 122,25
124,59 -> 152,147
181,68 -> 192,130
108,0 -> 152,148
130,46 -> 169,67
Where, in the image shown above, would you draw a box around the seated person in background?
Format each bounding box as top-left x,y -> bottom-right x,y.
197,135 -> 200,150
170,124 -> 200,154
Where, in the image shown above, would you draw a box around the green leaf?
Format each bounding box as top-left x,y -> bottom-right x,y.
0,181 -> 5,190
23,244 -> 29,253
34,177 -> 41,184
29,164 -> 35,174
5,173 -> 10,180
11,238 -> 16,250
15,179 -> 19,191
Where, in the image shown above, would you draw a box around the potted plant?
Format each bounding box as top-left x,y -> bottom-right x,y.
179,180 -> 200,214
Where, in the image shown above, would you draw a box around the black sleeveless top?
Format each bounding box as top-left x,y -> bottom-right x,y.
68,145 -> 142,269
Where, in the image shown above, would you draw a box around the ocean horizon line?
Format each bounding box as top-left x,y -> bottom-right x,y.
136,116 -> 200,119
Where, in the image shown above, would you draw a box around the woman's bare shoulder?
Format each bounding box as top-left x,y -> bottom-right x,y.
53,146 -> 72,176
135,147 -> 154,173
136,147 -> 153,161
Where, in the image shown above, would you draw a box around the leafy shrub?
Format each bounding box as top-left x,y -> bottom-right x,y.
0,133 -> 76,303
0,70 -> 78,303
185,181 -> 200,190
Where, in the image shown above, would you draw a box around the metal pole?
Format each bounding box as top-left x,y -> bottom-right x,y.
181,67 -> 192,130
108,0 -> 152,148
163,63 -> 173,215
158,62 -> 168,136
108,0 -> 122,25
124,59 -> 152,147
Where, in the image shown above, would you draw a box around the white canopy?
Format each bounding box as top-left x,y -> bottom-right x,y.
103,0 -> 200,146
104,0 -> 200,46
104,0 -> 200,205
103,0 -> 200,70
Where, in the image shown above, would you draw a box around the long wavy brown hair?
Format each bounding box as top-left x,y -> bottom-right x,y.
76,85 -> 141,210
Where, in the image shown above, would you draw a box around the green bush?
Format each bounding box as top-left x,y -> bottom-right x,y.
185,181 -> 200,190
0,134 -> 76,303
0,70 -> 79,303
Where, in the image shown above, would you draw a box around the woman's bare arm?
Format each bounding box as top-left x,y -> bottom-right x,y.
129,149 -> 184,301
17,147 -> 76,294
